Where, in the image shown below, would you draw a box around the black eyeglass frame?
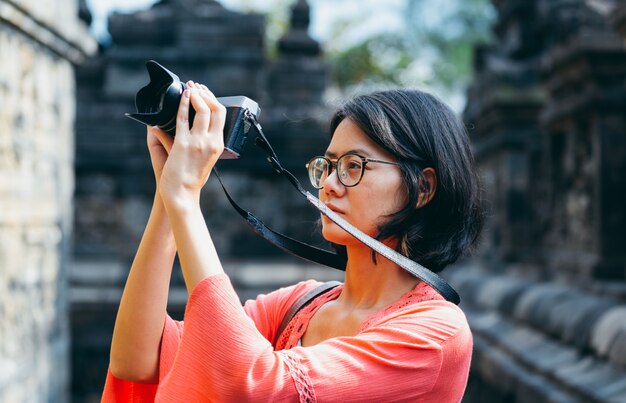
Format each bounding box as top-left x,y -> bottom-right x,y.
305,153 -> 401,189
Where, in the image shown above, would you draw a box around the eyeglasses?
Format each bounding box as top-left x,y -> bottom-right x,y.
305,153 -> 401,189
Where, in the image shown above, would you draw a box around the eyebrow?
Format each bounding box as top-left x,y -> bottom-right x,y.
325,148 -> 372,158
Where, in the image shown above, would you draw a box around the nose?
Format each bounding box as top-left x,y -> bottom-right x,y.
321,168 -> 346,197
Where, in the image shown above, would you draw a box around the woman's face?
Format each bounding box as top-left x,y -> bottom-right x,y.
320,118 -> 407,246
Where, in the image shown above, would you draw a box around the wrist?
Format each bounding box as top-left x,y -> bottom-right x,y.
149,192 -> 175,231
159,185 -> 201,214
152,191 -> 167,213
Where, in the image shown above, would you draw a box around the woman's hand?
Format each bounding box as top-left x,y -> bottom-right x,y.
158,81 -> 226,208
147,125 -> 174,185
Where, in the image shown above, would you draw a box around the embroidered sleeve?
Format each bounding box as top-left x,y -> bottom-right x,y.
277,349 -> 316,403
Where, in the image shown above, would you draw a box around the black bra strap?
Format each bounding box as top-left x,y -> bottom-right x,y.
273,281 -> 342,347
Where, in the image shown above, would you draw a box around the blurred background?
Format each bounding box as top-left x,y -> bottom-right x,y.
1,0 -> 625,401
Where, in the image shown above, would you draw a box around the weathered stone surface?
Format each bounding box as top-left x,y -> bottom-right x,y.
469,323 -> 580,403
468,301 -> 626,402
472,333 -> 517,394
554,357 -> 626,401
549,296 -> 615,349
590,305 -> 626,357
461,0 -> 626,401
612,1 -> 626,42
463,0 -> 550,267
466,0 -> 626,279
607,327 -> 626,367
0,1 -> 96,402
502,327 -> 547,357
513,372 -> 574,403
476,276 -> 532,315
447,265 -> 488,307
539,18 -> 626,280
455,266 -> 626,402
512,284 -> 570,326
520,340 -> 579,374
603,379 -> 626,403
0,0 -> 96,63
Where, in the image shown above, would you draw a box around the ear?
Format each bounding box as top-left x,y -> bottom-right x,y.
416,167 -> 437,208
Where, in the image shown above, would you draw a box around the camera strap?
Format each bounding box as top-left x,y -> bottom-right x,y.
212,113 -> 460,305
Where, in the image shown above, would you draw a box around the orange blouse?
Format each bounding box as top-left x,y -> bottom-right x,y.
102,274 -> 472,402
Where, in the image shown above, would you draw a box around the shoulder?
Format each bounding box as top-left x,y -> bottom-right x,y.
244,280 -> 322,314
248,280 -> 323,308
367,300 -> 472,349
243,280 -> 323,340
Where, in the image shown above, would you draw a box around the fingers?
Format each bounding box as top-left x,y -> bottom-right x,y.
176,84 -> 192,137
197,84 -> 227,135
183,81 -> 226,136
187,81 -> 211,134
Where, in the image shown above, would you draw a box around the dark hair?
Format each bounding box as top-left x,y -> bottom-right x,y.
329,89 -> 483,273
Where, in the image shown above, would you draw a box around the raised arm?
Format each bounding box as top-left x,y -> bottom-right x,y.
109,126 -> 177,383
110,80 -> 225,385
158,81 -> 227,293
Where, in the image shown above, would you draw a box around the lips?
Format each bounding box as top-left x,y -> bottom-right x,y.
324,202 -> 345,215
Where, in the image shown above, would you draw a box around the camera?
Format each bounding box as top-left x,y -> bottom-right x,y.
126,60 -> 261,159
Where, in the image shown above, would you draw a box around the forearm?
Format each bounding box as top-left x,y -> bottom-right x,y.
161,194 -> 224,295
110,194 -> 177,383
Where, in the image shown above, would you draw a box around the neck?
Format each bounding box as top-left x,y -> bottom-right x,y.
338,243 -> 421,310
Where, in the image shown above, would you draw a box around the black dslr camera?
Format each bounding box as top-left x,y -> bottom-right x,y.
126,60 -> 261,159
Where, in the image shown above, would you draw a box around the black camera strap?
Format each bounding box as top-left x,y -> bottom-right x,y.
213,113 -> 460,305
214,170 -> 347,270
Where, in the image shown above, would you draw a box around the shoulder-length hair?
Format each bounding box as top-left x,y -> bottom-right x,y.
329,89 -> 483,273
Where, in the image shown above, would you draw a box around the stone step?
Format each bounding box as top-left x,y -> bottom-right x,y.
448,265 -> 626,402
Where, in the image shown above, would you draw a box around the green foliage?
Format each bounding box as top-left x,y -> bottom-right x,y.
229,0 -> 493,98
327,0 -> 494,95
331,34 -> 412,89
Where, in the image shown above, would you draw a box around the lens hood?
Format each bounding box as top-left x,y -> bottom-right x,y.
126,60 -> 261,159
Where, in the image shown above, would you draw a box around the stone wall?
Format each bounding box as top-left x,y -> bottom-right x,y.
0,1 -> 95,402
70,0 -> 336,400
460,0 -> 626,401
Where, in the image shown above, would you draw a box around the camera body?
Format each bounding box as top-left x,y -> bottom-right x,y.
126,60 -> 260,159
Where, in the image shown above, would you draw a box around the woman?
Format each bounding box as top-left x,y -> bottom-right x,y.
103,82 -> 482,402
